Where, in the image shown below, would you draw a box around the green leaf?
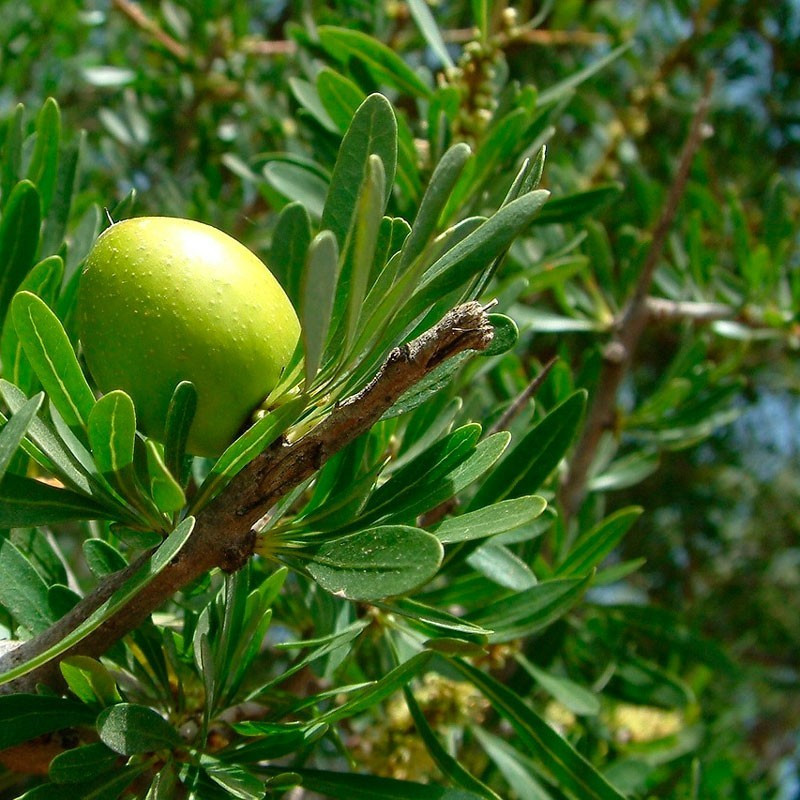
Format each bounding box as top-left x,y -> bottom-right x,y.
381,597 -> 491,643
0,537 -> 53,633
361,424 -> 481,520
289,77 -> 338,133
470,390 -> 586,508
98,703 -> 181,755
556,507 -> 642,577
393,191 -> 550,336
263,161 -> 327,218
259,621 -> 369,693
83,538 -> 127,578
0,473 -> 108,527
60,655 -> 122,707
483,314 -> 518,357
0,516 -> 195,687
317,68 -> 366,132
466,544 -> 537,591
321,93 -> 397,250
473,727 -> 555,800
531,184 -> 622,226
344,154 -> 386,353
190,397 -> 306,513
27,97 -> 61,215
41,132 -> 83,258
301,231 -> 339,387
399,142 -> 472,272
0,180 -> 41,327
318,27 -> 433,99
0,254 -> 64,393
0,694 -> 96,750
270,201 -> 312,307
307,525 -> 443,601
267,766 -> 485,799
449,659 -> 627,800
0,104 -> 24,203
537,42 -> 633,105
163,380 -> 197,482
408,0 -> 455,68
11,291 -> 96,432
201,757 -> 265,800
145,439 -> 185,514
0,379 -> 94,494
315,650 -> 433,725
0,392 -> 43,483
88,391 -> 136,474
403,685 -> 500,799
516,655 -> 601,716
435,496 -> 547,544
49,742 -> 118,784
469,575 -> 592,643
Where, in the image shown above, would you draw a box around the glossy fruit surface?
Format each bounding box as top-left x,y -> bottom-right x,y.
78,216 -> 300,457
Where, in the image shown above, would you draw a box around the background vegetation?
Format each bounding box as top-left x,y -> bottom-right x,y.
0,1 -> 798,798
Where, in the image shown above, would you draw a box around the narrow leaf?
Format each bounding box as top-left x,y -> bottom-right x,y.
163,380 -> 197,481
270,201 -> 312,307
0,393 -> 43,483
0,181 -> 41,327
145,440 -> 185,514
318,27 -> 433,99
301,231 -> 340,387
408,0 -> 455,68
0,694 -> 96,750
0,473 -> 107,527
11,291 -> 96,432
0,538 -> 53,633
450,659 -> 627,800
88,390 -> 136,474
470,390 -> 586,508
321,94 -> 397,249
556,507 -> 642,577
435,496 -> 547,544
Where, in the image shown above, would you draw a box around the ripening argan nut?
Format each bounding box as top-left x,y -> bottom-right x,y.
77,216 -> 300,457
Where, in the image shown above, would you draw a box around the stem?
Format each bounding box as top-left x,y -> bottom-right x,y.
558,73 -> 715,520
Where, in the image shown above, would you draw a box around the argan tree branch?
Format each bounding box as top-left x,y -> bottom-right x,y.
111,0 -> 191,63
558,73 -> 715,519
0,302 -> 494,692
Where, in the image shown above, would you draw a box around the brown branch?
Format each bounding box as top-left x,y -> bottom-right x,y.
0,303 -> 493,692
487,356 -> 558,437
443,28 -> 609,46
111,0 -> 191,63
558,73 -> 715,520
240,28 -> 607,59
645,297 -> 732,324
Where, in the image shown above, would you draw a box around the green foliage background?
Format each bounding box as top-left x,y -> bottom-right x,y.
0,1 -> 798,799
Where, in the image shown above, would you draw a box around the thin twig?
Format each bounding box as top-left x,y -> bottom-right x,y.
0,303 -> 493,692
240,28 -> 607,58
558,73 -> 715,519
111,0 -> 191,62
645,297 -> 732,324
488,356 -> 558,437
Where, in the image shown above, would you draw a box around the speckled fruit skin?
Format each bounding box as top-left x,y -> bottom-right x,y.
78,217 -> 300,457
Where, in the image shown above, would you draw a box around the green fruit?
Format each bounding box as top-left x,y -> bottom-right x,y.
78,216 -> 300,457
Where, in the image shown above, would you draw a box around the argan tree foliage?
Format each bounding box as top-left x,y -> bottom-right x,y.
0,2 -> 797,798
